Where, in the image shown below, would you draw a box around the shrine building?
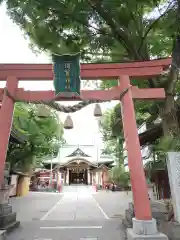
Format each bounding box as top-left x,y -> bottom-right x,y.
42,145 -> 115,186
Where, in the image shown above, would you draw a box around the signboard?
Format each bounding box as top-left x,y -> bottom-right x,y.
52,53 -> 81,98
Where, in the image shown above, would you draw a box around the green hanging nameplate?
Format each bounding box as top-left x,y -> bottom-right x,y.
52,53 -> 81,98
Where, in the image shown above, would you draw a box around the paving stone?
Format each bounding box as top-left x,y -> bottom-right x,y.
7,186 -> 130,240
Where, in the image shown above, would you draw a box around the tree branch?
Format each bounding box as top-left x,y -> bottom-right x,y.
139,3 -> 173,53
126,1 -> 142,38
164,0 -> 180,93
55,0 -> 113,39
164,38 -> 180,93
87,0 -> 141,59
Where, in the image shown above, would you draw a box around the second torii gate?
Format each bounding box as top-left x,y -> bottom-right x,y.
0,58 -> 170,239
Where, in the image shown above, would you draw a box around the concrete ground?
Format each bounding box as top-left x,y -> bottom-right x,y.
7,185 -> 132,240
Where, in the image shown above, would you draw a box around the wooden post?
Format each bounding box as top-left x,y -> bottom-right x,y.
0,76 -> 18,186
120,75 -> 152,220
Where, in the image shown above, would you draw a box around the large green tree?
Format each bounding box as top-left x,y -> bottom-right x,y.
1,0 -> 180,149
100,101 -> 151,154
7,103 -> 65,173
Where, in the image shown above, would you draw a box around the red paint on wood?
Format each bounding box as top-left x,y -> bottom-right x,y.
0,88 -> 122,101
120,75 -> 152,220
0,76 -> 18,185
0,57 -> 171,71
81,66 -> 163,79
131,86 -> 166,99
16,88 -> 122,101
0,87 -> 166,101
0,66 -> 164,80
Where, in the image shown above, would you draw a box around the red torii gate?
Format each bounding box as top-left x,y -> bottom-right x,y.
0,58 -> 171,223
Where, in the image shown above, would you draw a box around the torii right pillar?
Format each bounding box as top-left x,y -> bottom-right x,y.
120,75 -> 168,240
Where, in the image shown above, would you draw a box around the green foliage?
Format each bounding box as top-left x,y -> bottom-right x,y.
100,107 -> 123,156
155,135 -> 180,152
7,103 -> 65,172
109,165 -> 130,187
100,100 -> 153,154
100,108 -> 117,141
3,0 -> 176,61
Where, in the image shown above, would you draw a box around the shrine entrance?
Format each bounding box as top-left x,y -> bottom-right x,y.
69,169 -> 87,185
0,57 -> 171,238
59,158 -> 96,185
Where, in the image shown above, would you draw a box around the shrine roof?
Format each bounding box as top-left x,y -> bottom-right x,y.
43,156 -> 114,165
42,145 -> 115,166
139,123 -> 162,146
58,145 -> 95,159
42,158 -> 115,170
65,147 -> 91,158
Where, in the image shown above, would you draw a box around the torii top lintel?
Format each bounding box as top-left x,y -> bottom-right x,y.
0,58 -> 171,81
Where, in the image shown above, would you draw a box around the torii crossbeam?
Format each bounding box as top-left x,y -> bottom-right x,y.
0,58 -> 171,223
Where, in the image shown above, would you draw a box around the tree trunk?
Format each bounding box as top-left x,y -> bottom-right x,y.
160,95 -> 179,137
159,35 -> 180,149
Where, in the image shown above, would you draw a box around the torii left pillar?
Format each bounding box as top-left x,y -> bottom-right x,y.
0,76 -> 18,185
0,76 -> 20,232
120,75 -> 168,240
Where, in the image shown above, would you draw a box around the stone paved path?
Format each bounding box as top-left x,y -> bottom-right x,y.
7,185 -> 131,240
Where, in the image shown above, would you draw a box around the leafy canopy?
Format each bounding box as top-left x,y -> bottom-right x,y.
7,103 -> 65,172
3,0 -> 176,61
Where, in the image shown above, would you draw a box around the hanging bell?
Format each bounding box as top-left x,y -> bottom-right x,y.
94,103 -> 102,117
37,105 -> 50,118
64,115 -> 74,129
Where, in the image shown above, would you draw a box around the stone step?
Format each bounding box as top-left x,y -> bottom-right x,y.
130,201 -> 167,210
122,218 -> 132,229
128,203 -> 134,214
121,219 -> 128,240
124,209 -> 166,227
152,210 -> 166,222
151,201 -> 168,213
0,213 -> 17,228
0,221 -> 20,234
127,202 -> 166,221
0,230 -> 6,240
125,209 -> 134,225
0,205 -> 12,216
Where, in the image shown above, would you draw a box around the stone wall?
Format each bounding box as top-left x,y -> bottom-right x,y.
167,152 -> 180,223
